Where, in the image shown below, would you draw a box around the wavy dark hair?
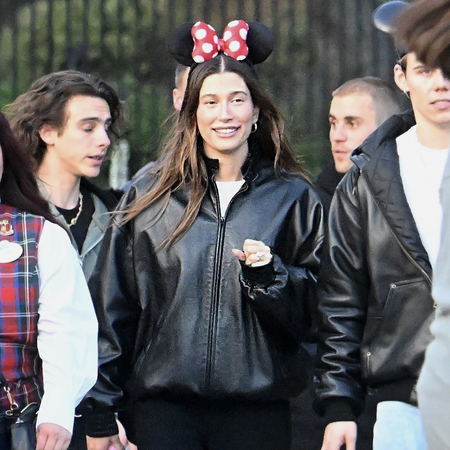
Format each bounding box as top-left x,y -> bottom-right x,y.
5,70 -> 123,168
0,112 -> 56,222
122,54 -> 307,246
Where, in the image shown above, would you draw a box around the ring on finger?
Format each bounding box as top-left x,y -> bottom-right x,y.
255,251 -> 264,261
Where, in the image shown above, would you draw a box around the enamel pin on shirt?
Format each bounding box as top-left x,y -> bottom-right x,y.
0,219 -> 14,236
0,219 -> 23,263
0,240 -> 23,263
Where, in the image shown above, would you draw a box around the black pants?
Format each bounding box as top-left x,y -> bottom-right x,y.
290,342 -> 377,450
0,414 -> 9,450
133,397 -> 291,450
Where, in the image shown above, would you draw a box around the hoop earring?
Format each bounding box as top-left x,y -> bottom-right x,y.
251,122 -> 258,133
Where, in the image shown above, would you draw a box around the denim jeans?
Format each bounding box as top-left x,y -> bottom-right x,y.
373,401 -> 427,450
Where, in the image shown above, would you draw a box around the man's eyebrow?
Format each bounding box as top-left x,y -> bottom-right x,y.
412,63 -> 430,70
328,115 -> 361,121
79,117 -> 112,123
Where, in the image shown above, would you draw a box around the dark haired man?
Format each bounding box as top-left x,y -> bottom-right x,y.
314,2 -> 450,450
6,70 -> 123,279
395,1 -> 450,449
5,70 -> 125,450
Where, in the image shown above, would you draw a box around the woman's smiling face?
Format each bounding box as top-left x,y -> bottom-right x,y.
196,71 -> 259,161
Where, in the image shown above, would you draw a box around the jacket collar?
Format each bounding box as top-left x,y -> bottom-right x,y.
203,148 -> 274,185
37,177 -> 118,258
352,110 -> 432,277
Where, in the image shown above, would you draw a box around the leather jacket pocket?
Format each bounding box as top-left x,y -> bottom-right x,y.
362,278 -> 433,383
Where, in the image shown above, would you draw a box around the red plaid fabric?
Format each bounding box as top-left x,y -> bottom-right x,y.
0,205 -> 44,411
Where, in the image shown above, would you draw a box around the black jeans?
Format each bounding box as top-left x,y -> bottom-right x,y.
132,397 -> 291,450
0,414 -> 9,450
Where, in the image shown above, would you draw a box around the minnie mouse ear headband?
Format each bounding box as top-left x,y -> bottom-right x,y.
372,1 -> 409,58
168,20 -> 274,67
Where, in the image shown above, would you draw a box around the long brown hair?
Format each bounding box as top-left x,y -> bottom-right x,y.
0,112 -> 56,222
123,55 -> 306,246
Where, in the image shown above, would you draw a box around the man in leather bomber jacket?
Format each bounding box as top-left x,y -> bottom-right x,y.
394,1 -> 450,449
315,48 -> 450,450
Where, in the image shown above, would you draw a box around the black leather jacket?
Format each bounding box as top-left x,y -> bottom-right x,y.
84,153 -> 323,434
315,111 -> 435,423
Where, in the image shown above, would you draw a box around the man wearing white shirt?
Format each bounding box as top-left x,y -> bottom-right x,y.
5,70 -> 126,450
394,0 -> 450,448
314,2 -> 450,450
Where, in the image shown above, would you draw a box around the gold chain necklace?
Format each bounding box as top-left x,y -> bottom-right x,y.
68,193 -> 83,228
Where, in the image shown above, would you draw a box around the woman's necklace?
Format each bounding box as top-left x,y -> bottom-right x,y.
68,193 -> 83,228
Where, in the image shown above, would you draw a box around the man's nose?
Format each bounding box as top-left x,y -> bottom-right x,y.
331,123 -> 346,142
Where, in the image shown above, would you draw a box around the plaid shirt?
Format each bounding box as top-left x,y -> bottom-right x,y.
0,204 -> 44,412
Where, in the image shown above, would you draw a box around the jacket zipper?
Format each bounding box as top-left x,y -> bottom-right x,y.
358,169 -> 435,379
359,170 -> 433,292
205,180 -> 248,389
387,231 -> 435,310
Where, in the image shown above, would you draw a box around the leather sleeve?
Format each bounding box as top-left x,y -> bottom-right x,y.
314,168 -> 370,420
240,186 -> 324,344
82,190 -> 142,421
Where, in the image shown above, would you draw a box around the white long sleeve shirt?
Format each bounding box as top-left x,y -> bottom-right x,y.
396,125 -> 449,268
36,220 -> 98,433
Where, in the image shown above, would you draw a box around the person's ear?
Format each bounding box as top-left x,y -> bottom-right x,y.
394,63 -> 408,94
173,88 -> 184,111
253,106 -> 260,124
39,124 -> 57,146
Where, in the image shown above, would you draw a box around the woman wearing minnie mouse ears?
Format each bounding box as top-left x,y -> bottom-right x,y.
82,20 -> 323,450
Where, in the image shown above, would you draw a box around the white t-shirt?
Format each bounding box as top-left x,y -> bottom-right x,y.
216,180 -> 245,218
36,220 -> 98,433
396,125 -> 449,268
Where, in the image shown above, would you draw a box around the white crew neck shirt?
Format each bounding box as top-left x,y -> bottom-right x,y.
215,180 -> 245,218
396,125 -> 449,268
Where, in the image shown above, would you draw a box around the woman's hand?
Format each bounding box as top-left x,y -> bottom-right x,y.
320,421 -> 357,450
232,239 -> 272,267
116,419 -> 137,450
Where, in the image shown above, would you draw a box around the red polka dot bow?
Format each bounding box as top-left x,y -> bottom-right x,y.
191,20 -> 249,63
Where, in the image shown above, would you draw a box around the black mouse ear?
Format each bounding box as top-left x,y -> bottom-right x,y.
246,22 -> 274,64
372,1 -> 409,34
168,22 -> 196,66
